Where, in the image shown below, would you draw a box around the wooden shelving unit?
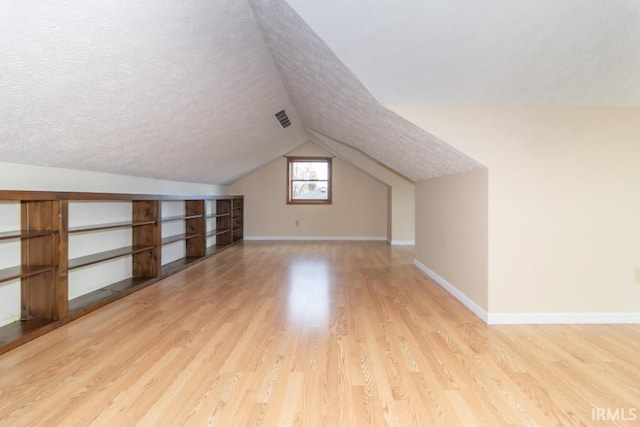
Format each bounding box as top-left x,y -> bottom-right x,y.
0,191 -> 243,355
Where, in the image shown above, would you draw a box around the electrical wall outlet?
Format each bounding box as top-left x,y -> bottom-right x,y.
295,219 -> 300,226
635,268 -> 640,284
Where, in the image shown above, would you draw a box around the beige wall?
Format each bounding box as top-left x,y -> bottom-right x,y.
389,183 -> 416,243
308,131 -> 415,243
415,168 -> 488,310
230,142 -> 388,239
389,105 -> 640,314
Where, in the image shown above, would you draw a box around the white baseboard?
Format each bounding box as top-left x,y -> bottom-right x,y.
244,236 -> 387,241
390,240 -> 415,246
413,258 -> 489,323
413,258 -> 640,325
487,312 -> 640,325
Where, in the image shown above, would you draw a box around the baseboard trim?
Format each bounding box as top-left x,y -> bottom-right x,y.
487,312 -> 640,325
413,258 -> 489,323
390,240 -> 415,246
413,259 -> 640,325
244,236 -> 387,241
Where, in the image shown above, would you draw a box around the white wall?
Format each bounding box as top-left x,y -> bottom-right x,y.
390,105 -> 640,320
0,161 -> 225,194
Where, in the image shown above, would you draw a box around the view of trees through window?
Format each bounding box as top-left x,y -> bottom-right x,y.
287,158 -> 331,204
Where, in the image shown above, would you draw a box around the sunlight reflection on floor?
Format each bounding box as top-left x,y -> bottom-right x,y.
287,258 -> 331,328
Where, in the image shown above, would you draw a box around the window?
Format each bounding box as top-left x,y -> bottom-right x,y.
287,156 -> 332,204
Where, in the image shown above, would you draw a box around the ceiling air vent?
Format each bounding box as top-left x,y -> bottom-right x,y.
275,110 -> 291,129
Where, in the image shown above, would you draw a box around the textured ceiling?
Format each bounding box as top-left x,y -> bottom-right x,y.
0,0 -> 308,184
286,0 -> 640,106
249,0 -> 480,181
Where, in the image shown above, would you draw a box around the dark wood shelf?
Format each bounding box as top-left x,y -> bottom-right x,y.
68,277 -> 153,318
0,265 -> 55,284
206,229 -> 230,237
0,230 -> 56,241
0,318 -> 59,350
69,220 -> 156,233
161,214 -> 203,223
161,233 -> 203,245
205,213 -> 230,219
69,245 -> 155,270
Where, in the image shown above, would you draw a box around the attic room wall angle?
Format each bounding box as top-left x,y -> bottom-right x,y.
248,0 -> 482,182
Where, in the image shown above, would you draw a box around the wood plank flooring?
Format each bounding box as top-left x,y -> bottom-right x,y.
0,242 -> 639,426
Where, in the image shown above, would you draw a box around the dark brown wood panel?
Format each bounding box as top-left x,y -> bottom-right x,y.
55,200 -> 68,320
231,197 -> 244,242
215,199 -> 232,246
22,271 -> 55,320
186,236 -> 205,258
20,201 -> 57,320
132,200 -> 160,279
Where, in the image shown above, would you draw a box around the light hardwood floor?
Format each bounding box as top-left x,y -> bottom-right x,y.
0,242 -> 639,426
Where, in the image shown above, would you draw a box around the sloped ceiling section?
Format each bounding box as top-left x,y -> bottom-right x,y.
0,0 -> 307,184
286,0 -> 640,106
249,0 -> 480,181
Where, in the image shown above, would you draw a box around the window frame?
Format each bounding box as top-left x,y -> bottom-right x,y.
286,156 -> 333,205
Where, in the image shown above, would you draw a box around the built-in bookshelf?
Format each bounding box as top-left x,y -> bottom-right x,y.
0,191 -> 243,354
